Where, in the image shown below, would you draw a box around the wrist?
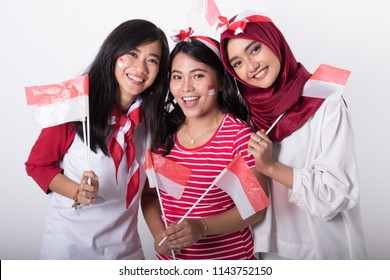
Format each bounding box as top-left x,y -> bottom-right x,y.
71,186 -> 81,209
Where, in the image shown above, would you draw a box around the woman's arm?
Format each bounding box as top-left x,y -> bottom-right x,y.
163,168 -> 268,250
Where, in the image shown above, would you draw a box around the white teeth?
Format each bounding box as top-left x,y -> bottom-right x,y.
127,74 -> 143,83
254,67 -> 267,78
182,96 -> 199,102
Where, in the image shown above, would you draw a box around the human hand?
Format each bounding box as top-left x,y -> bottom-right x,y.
154,229 -> 181,256
248,130 -> 275,176
163,219 -> 206,250
76,170 -> 99,206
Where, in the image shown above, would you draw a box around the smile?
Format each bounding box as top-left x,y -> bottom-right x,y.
182,96 -> 200,102
253,66 -> 268,79
127,74 -> 144,83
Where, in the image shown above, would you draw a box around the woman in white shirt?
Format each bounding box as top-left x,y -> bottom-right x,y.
218,10 -> 367,259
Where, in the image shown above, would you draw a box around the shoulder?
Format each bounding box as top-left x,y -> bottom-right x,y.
223,113 -> 252,131
35,122 -> 77,150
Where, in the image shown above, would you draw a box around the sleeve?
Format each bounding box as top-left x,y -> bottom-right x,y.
25,123 -> 76,193
232,121 -> 255,168
289,94 -> 360,221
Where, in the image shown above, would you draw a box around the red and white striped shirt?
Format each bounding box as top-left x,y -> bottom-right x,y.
157,113 -> 256,260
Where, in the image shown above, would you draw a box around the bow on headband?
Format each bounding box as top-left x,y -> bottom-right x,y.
217,11 -> 272,35
170,27 -> 194,43
170,27 -> 221,59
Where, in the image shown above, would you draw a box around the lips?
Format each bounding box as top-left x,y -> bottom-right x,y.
182,96 -> 200,102
253,66 -> 268,80
127,74 -> 144,84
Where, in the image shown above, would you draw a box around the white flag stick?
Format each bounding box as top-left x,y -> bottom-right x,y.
158,167 -> 228,246
265,112 -> 285,135
150,168 -> 176,259
81,118 -> 91,185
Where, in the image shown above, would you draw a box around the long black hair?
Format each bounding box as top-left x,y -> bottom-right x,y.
74,19 -> 169,155
152,38 -> 248,154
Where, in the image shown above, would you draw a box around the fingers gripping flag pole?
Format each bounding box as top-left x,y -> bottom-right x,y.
158,154 -> 270,246
25,75 -> 91,170
145,149 -> 192,250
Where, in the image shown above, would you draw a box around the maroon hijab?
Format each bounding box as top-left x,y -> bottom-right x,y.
219,14 -> 324,141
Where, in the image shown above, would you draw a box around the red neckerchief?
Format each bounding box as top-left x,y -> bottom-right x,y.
108,99 -> 142,208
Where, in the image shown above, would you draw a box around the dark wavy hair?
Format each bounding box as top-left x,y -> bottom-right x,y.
152,38 -> 248,154
73,19 -> 169,155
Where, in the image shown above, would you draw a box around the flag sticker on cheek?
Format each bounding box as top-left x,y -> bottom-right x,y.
208,85 -> 216,95
117,57 -> 125,68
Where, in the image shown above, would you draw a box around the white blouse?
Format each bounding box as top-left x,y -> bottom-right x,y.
252,91 -> 367,259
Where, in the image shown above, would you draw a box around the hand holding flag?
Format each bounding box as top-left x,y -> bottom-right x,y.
158,154 -> 270,245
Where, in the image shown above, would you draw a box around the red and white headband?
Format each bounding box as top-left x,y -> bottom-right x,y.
170,27 -> 221,59
217,9 -> 272,35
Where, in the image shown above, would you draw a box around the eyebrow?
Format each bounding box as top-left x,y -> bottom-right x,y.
229,41 -> 258,64
132,47 -> 161,60
171,68 -> 208,74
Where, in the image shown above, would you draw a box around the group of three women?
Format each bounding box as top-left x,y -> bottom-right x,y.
25,11 -> 367,260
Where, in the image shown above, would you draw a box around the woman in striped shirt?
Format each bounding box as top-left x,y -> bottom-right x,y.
141,30 -> 268,260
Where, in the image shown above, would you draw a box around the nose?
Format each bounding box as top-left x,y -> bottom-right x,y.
134,59 -> 148,74
182,78 -> 194,93
247,58 -> 260,73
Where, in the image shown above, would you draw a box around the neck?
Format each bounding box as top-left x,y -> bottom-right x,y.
184,111 -> 224,145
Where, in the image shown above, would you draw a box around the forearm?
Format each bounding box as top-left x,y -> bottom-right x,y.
203,206 -> 265,236
48,173 -> 79,199
265,161 -> 293,189
141,192 -> 165,238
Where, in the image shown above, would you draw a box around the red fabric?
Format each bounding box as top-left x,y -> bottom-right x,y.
25,123 -> 76,193
220,16 -> 324,141
108,105 -> 142,208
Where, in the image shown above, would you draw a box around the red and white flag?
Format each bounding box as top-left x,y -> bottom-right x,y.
145,149 -> 191,199
214,155 -> 270,220
303,64 -> 351,99
187,0 -> 221,34
25,75 -> 89,128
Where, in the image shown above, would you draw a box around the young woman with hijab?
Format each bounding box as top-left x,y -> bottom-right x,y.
218,10 -> 367,259
25,19 -> 169,259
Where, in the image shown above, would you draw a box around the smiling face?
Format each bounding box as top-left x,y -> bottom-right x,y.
169,52 -> 222,120
115,40 -> 162,110
226,38 -> 281,89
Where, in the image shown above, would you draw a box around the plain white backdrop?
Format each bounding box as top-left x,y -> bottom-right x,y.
0,0 -> 389,260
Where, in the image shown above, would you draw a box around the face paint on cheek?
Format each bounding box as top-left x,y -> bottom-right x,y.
208,85 -> 216,96
117,57 -> 125,68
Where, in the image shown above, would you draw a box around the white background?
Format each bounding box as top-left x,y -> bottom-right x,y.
1,0 -> 389,260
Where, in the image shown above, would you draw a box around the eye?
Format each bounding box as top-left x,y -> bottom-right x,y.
148,57 -> 159,65
193,73 -> 205,80
127,51 -> 137,58
250,44 -> 261,55
171,74 -> 181,81
231,60 -> 242,69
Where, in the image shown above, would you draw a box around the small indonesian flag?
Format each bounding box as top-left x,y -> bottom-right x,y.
145,149 -> 191,199
303,64 -> 351,99
204,0 -> 221,26
187,0 -> 221,32
214,155 -> 270,220
25,75 -> 89,128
